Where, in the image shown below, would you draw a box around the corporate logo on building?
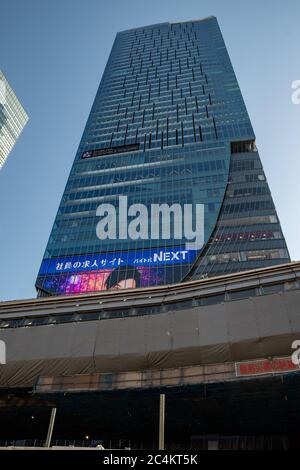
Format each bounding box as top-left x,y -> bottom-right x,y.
95,196 -> 205,250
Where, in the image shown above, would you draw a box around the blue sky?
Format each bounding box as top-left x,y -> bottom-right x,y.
0,0 -> 299,301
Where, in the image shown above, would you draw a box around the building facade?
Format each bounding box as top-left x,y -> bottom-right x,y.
0,70 -> 28,169
2,262 -> 300,449
36,17 -> 289,296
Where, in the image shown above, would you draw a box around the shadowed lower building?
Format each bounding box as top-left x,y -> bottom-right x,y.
1,261 -> 300,449
0,70 -> 28,169
35,17 -> 290,296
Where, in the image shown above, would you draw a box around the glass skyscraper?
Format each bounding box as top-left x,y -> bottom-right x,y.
0,70 -> 28,169
36,17 -> 290,296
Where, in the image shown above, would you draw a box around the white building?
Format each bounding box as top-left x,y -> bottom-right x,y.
0,70 -> 28,168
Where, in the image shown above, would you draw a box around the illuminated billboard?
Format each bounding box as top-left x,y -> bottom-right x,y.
38,247 -> 198,294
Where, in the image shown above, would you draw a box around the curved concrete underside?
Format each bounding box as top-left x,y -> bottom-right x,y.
0,262 -> 299,389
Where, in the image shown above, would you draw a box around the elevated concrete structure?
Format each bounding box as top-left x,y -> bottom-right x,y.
1,262 -> 300,449
0,261 -> 300,389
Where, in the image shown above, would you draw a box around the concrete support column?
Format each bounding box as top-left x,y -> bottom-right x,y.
45,407 -> 57,448
158,394 -> 165,450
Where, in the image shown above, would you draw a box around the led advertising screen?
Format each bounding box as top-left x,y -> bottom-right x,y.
38,247 -> 198,294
